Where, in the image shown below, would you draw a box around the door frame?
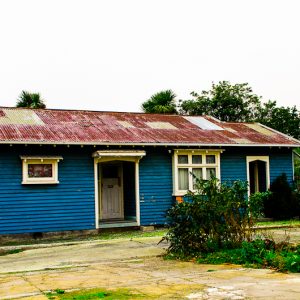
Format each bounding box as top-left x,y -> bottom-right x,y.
99,162 -> 124,220
93,150 -> 146,229
246,156 -> 270,196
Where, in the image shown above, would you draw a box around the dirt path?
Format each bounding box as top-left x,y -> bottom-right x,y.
1,236 -> 300,299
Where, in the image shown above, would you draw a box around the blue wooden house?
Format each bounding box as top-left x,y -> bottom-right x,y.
0,107 -> 299,235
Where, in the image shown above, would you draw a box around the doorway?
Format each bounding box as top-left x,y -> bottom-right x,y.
247,156 -> 270,195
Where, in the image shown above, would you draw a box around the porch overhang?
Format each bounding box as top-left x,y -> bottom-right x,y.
92,150 -> 146,163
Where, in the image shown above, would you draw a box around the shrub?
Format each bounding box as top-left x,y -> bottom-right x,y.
196,238 -> 300,272
264,173 -> 300,220
164,178 -> 263,257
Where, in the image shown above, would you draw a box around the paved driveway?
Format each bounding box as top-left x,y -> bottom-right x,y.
1,236 -> 300,299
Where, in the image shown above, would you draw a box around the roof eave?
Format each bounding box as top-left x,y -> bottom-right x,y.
0,141 -> 299,147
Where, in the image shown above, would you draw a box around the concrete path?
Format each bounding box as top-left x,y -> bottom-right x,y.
1,236 -> 300,299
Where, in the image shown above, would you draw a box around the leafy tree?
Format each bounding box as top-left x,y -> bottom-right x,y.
179,81 -> 300,139
258,101 -> 300,140
142,90 -> 178,114
180,81 -> 261,122
16,91 -> 46,109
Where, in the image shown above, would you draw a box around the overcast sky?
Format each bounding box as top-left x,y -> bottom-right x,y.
0,0 -> 299,112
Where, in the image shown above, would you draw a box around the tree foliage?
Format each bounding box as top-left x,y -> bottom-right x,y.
142,90 -> 177,114
180,81 -> 261,122
16,91 -> 46,109
258,101 -> 300,140
179,81 -> 300,139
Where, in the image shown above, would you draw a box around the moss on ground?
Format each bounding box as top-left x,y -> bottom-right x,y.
45,288 -> 147,300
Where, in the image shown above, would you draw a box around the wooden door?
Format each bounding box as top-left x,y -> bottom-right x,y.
101,163 -> 123,220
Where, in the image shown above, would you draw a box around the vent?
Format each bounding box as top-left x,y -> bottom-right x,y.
184,117 -> 224,130
146,122 -> 177,129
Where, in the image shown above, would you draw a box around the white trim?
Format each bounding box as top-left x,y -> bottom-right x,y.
94,158 -> 99,229
2,141 -> 300,147
94,152 -> 144,228
20,155 -> 63,160
93,150 -> 146,158
246,156 -> 270,196
20,158 -> 61,184
173,149 -> 223,195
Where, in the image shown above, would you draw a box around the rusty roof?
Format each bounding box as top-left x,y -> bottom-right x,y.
0,107 -> 299,147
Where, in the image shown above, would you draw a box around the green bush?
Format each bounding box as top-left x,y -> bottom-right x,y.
264,173 -> 300,220
197,239 -> 300,273
164,178 -> 263,257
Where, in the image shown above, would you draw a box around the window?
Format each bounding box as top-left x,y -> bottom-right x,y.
173,150 -> 222,195
20,156 -> 63,184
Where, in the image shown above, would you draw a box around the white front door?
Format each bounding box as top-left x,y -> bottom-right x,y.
101,163 -> 123,220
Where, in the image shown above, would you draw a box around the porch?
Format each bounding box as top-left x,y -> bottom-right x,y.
93,150 -> 146,229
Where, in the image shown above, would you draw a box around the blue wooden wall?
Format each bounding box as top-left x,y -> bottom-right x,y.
221,147 -> 293,184
139,149 -> 173,226
0,145 -> 95,234
0,145 -> 295,233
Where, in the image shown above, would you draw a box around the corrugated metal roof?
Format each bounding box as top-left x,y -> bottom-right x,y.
0,107 -> 299,147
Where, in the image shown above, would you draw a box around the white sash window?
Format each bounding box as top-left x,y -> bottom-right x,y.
173,150 -> 223,195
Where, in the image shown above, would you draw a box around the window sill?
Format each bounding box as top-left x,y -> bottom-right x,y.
22,180 -> 59,185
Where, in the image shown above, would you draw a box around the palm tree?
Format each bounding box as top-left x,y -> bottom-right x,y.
16,91 -> 46,109
142,90 -> 178,114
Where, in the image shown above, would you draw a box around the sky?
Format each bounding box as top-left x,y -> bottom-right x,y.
0,0 -> 299,112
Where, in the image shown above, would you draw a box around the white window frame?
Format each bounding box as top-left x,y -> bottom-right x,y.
173,149 -> 223,195
246,156 -> 270,196
20,156 -> 63,184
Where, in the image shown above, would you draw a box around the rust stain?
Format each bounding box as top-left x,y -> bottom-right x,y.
0,107 -> 298,146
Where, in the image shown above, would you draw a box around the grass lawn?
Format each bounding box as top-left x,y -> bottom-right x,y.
46,288 -> 147,300
255,219 -> 300,227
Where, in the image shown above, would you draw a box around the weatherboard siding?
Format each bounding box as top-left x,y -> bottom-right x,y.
221,147 -> 293,185
139,149 -> 173,226
0,146 -> 95,234
0,145 -> 295,234
269,151 -> 293,184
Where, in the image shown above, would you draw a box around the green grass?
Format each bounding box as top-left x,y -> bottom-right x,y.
0,229 -> 167,247
256,220 -> 300,227
0,249 -> 23,256
46,288 -> 146,300
195,240 -> 300,273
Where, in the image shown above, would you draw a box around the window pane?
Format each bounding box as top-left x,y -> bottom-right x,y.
178,168 -> 189,190
206,168 -> 216,180
192,168 -> 203,189
192,155 -> 202,164
28,164 -> 53,178
206,155 -> 216,164
178,155 -> 188,164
